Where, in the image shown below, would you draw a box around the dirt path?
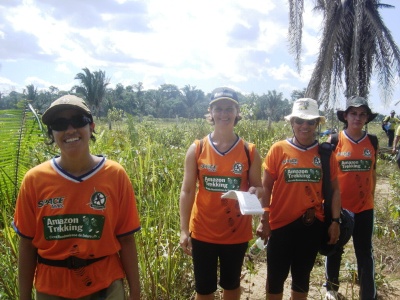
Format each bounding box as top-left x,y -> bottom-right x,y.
238,177 -> 400,300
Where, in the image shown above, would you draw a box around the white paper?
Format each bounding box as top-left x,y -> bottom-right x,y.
221,190 -> 264,215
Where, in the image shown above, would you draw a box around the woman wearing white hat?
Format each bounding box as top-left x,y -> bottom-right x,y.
256,98 -> 341,300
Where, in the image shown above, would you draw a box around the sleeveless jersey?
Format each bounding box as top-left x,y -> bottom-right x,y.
264,140 -> 337,230
190,135 -> 255,244
13,157 -> 141,298
334,131 -> 376,213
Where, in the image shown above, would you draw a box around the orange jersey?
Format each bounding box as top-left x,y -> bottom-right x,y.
190,135 -> 255,244
334,131 -> 376,213
264,140 -> 337,230
13,157 -> 141,298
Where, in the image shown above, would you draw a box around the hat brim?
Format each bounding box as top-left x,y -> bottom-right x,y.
42,104 -> 92,125
284,114 -> 326,124
209,97 -> 239,106
336,110 -> 377,124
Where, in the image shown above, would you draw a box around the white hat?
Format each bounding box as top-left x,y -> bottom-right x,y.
284,98 -> 326,124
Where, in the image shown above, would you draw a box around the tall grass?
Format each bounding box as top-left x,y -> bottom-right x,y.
1,118 -> 399,299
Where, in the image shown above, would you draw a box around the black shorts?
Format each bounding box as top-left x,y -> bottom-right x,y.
191,238 -> 248,295
266,217 -> 323,294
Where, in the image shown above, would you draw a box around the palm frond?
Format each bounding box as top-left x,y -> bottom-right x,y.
0,102 -> 49,223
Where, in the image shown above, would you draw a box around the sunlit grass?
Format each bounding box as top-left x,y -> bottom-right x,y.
1,119 -> 399,299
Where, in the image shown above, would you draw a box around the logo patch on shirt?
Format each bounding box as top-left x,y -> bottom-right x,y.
232,162 -> 244,174
38,197 -> 65,209
282,158 -> 298,165
89,192 -> 107,210
313,156 -> 321,167
200,163 -> 217,172
363,148 -> 372,157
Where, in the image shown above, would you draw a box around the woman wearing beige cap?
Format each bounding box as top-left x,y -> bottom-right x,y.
256,98 -> 341,300
13,95 -> 141,299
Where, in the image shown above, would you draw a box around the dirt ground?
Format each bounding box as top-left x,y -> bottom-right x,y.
237,177 -> 400,300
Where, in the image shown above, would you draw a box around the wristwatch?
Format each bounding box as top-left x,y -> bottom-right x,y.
332,217 -> 342,224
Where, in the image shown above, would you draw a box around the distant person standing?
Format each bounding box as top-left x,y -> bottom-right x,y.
382,110 -> 400,147
391,124 -> 400,169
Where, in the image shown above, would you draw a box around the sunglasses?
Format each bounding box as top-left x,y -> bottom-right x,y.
49,115 -> 92,131
294,118 -> 318,126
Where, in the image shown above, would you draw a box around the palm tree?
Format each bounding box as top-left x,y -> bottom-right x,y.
288,0 -> 400,106
180,85 -> 205,118
73,68 -> 110,117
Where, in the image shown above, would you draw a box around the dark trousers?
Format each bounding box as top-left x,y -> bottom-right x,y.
325,209 -> 376,299
387,129 -> 395,147
267,217 -> 323,294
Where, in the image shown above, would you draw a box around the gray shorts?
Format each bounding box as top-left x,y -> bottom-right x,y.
36,279 -> 125,300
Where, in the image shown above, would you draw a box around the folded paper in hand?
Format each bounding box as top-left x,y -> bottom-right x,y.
221,190 -> 263,215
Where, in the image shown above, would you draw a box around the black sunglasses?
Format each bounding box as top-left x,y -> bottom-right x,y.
294,118 -> 318,126
49,115 -> 92,131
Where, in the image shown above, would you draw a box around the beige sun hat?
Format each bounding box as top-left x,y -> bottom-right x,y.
284,98 -> 326,124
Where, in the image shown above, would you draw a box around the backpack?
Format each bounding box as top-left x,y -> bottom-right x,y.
318,142 -> 354,256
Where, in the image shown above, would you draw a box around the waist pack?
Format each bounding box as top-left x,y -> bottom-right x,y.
318,142 -> 354,256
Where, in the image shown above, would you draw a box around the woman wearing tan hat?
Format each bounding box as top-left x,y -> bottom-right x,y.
256,98 -> 341,300
179,87 -> 263,300
13,95 -> 141,299
324,96 -> 378,300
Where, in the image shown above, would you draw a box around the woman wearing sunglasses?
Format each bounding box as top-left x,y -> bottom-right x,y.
13,95 -> 141,300
256,98 -> 341,300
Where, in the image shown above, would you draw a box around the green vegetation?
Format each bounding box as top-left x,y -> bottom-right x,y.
1,110 -> 399,299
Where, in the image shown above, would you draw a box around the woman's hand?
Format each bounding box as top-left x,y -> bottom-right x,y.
327,222 -> 340,245
180,231 -> 193,256
256,218 -> 271,242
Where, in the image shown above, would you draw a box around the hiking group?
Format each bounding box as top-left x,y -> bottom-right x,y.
13,88 -> 379,300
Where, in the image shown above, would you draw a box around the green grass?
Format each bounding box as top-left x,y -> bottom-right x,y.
1,118 -> 399,299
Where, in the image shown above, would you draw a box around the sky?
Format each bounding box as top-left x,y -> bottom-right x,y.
0,0 -> 399,115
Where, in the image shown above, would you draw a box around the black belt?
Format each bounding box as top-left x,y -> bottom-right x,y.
37,254 -> 106,269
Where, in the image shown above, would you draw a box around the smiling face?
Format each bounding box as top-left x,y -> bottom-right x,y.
50,109 -> 95,156
291,117 -> 319,145
209,99 -> 239,127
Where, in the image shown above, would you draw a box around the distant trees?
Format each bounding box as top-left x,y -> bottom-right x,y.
180,85 -> 205,118
73,68 -> 110,118
0,75 -> 299,122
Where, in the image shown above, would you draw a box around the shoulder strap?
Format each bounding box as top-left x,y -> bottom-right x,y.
330,133 -> 339,150
243,141 -> 251,169
367,133 -> 378,169
196,139 -> 204,178
367,134 -> 378,152
318,142 -> 334,222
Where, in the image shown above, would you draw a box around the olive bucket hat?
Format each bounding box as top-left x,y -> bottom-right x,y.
336,96 -> 377,124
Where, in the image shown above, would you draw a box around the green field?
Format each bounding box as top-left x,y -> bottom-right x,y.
1,115 -> 399,299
